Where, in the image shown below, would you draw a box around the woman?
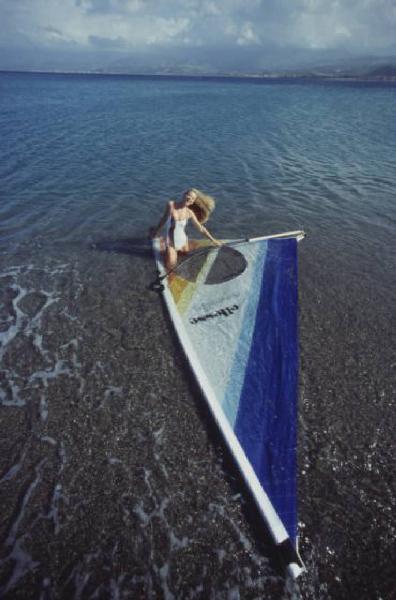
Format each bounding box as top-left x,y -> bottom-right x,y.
149,188 -> 221,271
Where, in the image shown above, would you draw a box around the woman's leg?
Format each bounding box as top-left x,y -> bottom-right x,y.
180,240 -> 189,254
165,246 -> 178,271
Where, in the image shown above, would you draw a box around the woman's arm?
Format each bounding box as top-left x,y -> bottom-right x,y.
188,210 -> 222,246
149,202 -> 171,238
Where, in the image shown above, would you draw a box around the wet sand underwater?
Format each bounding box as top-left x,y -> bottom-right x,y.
0,233 -> 395,600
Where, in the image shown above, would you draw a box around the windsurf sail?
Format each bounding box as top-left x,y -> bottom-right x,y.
153,231 -> 305,578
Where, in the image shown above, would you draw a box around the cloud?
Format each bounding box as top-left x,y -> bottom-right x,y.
0,0 -> 396,71
287,0 -> 396,49
76,0 -> 146,16
88,34 -> 128,48
237,22 -> 260,46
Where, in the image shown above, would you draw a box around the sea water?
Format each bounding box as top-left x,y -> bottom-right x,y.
0,71 -> 395,599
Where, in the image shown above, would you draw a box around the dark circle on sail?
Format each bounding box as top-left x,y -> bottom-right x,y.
175,246 -> 247,284
205,246 -> 247,285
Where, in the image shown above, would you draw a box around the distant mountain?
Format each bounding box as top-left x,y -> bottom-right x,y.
256,56 -> 396,81
2,44 -> 396,81
101,50 -> 396,80
364,64 -> 396,78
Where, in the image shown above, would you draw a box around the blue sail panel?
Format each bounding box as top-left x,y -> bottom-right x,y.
234,238 -> 298,542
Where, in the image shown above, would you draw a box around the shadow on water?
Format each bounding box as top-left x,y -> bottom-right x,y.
91,237 -> 153,259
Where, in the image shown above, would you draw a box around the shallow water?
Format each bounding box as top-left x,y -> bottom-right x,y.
0,72 -> 395,598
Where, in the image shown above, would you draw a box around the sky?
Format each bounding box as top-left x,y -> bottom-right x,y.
1,0 -> 396,73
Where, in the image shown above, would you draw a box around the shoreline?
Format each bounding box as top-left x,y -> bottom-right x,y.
1,68 -> 396,84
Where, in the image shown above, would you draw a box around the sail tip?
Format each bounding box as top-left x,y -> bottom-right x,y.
287,562 -> 305,579
278,538 -> 305,579
248,230 -> 306,243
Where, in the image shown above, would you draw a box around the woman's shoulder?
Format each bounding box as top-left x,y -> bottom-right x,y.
187,206 -> 199,219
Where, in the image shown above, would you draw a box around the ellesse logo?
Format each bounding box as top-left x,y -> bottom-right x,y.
189,304 -> 239,325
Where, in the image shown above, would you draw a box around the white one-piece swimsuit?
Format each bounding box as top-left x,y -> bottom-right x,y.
165,214 -> 188,250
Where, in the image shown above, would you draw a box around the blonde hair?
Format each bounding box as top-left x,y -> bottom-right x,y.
189,188 -> 215,224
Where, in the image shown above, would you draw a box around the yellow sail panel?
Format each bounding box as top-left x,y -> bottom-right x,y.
169,275 -> 190,306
